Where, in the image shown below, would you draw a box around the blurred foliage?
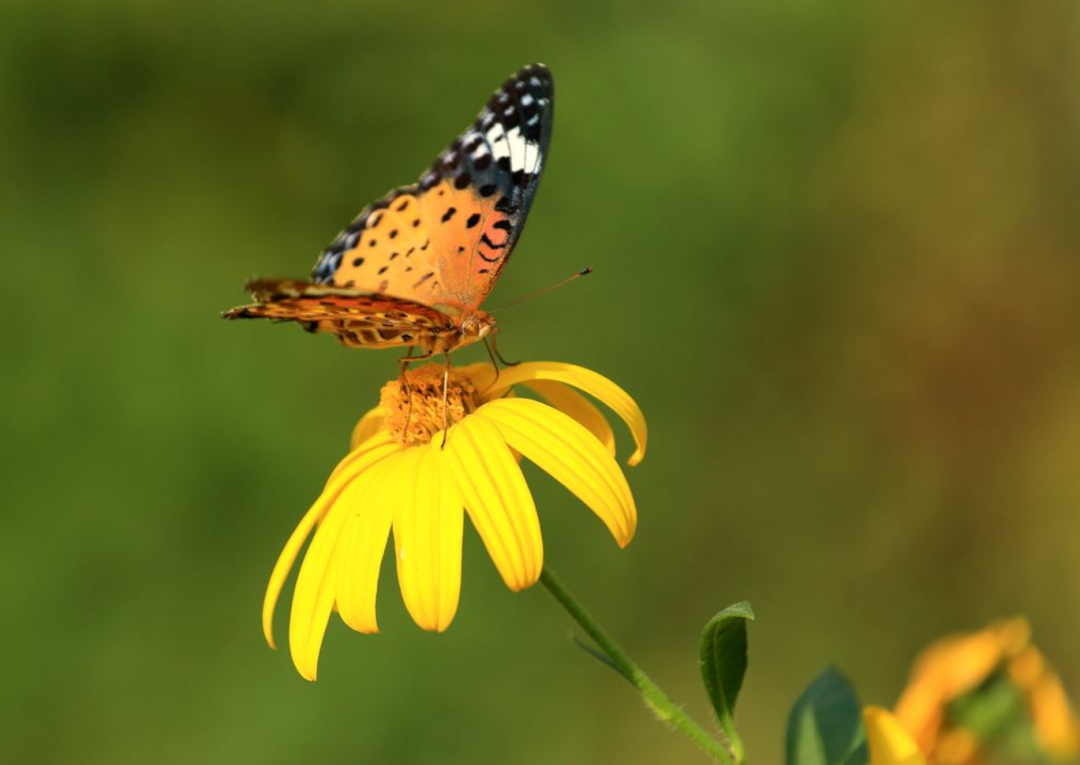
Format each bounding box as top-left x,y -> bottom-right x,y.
786,669 -> 868,765
2,0 -> 1079,763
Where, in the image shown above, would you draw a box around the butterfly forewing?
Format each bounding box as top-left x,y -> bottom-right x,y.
312,63 -> 553,312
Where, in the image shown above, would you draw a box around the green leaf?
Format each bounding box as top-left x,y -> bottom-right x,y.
785,668 -> 869,765
570,633 -> 633,684
700,601 -> 755,758
947,670 -> 1025,741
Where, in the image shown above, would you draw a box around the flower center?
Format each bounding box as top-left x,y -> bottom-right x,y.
380,364 -> 480,447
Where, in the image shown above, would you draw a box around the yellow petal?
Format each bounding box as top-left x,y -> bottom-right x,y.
1026,665 -> 1080,760
481,361 -> 647,466
336,461 -> 396,635
892,676 -> 944,757
262,431 -> 400,650
522,379 -> 616,457
1009,645 -> 1047,690
863,706 -> 928,765
289,451 -> 405,681
935,729 -> 977,765
392,445 -> 464,631
458,361 -> 497,388
444,414 -> 542,591
350,406 -> 387,450
328,428 -> 397,484
478,398 -> 636,547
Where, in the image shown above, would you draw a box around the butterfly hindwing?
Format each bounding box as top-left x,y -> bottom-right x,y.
223,279 -> 452,348
311,63 -> 554,312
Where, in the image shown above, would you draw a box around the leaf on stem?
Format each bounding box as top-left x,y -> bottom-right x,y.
700,601 -> 755,751
571,633 -> 633,683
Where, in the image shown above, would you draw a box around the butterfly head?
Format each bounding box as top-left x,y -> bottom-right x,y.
459,311 -> 495,342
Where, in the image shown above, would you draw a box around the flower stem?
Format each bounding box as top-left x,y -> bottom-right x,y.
539,567 -> 735,765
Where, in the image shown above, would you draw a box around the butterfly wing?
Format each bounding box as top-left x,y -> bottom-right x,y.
311,63 -> 554,313
223,279 -> 453,349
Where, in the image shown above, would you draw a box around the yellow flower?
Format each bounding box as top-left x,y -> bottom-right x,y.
894,618 -> 1080,765
262,360 -> 647,680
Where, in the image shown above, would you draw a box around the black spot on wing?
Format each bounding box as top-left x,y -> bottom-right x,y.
480,233 -> 506,251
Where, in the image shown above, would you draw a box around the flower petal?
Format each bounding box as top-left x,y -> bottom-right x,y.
1030,670 -> 1080,759
1009,647 -> 1080,760
328,428 -> 397,484
350,406 -> 387,450
444,415 -> 542,591
863,707 -> 927,765
458,361 -> 497,388
262,431 -> 400,650
336,461 -> 396,635
481,361 -> 647,466
522,379 -> 616,457
289,451 -> 405,681
392,445 -> 465,631
478,398 -> 636,547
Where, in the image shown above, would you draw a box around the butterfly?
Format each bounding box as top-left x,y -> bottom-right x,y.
223,63 -> 554,363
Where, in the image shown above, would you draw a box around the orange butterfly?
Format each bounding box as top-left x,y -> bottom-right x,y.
223,63 -> 554,365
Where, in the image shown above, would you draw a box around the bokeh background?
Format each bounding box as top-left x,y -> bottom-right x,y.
3,1 -> 1079,763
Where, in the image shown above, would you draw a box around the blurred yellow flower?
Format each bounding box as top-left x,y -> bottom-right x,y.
262,360 -> 647,680
894,617 -> 1080,765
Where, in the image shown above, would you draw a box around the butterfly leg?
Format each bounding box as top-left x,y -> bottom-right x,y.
439,352 -> 452,450
490,330 -> 521,368
482,336 -> 503,387
399,347 -> 435,436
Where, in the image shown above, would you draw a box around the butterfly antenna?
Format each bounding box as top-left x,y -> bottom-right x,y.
488,267 -> 593,314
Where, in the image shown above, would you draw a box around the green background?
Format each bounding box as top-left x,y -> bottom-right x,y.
3,1 -> 1079,763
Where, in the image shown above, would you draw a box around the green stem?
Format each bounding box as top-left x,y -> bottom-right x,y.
539,568 -> 735,765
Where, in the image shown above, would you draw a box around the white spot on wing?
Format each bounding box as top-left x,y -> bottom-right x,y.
486,123 -> 509,161
507,126 -> 537,173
